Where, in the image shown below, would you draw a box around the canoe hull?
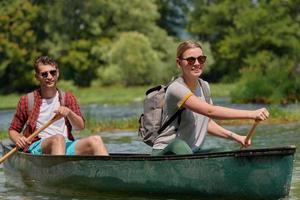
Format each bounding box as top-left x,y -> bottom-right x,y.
1,142 -> 295,199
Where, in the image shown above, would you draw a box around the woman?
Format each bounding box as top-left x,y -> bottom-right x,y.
152,41 -> 269,155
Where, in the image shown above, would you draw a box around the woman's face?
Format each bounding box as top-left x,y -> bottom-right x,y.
177,47 -> 205,79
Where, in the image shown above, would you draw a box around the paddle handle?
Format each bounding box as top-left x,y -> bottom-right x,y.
0,147 -> 18,163
241,120 -> 260,149
0,114 -> 61,164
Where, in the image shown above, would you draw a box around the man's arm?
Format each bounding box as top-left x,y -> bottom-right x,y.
55,92 -> 85,130
54,106 -> 84,130
9,129 -> 30,149
9,95 -> 31,149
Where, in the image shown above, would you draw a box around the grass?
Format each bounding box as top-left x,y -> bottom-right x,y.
0,86 -> 150,110
72,86 -> 148,105
0,130 -> 7,140
0,83 -> 235,110
0,94 -> 21,110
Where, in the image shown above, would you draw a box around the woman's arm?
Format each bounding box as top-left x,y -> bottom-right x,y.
207,120 -> 251,147
183,95 -> 269,121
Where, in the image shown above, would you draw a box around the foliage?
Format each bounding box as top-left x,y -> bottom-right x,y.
0,0 -> 39,93
189,0 -> 300,103
189,0 -> 300,79
57,80 -> 78,93
100,32 -> 162,86
1,0 -> 300,103
156,0 -> 191,37
232,52 -> 300,103
0,0 -> 177,92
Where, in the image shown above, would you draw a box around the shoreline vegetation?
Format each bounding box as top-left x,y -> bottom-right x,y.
0,83 -> 299,139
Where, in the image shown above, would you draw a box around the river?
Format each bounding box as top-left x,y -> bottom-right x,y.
0,102 -> 299,199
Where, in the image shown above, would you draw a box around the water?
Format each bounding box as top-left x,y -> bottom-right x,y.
0,104 -> 143,131
0,103 -> 299,199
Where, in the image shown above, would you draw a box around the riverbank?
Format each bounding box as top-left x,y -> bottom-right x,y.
1,108 -> 299,140
0,83 -> 299,139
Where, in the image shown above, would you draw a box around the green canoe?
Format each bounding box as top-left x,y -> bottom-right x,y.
1,140 -> 295,199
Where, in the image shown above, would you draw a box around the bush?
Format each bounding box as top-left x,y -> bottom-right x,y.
231,52 -> 300,104
97,64 -> 123,86
99,32 -> 163,86
57,80 -> 77,92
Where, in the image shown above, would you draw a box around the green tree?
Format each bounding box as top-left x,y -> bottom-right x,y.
0,0 -> 39,93
156,0 -> 191,37
0,0 -> 179,92
99,32 -> 161,86
34,0 -> 177,87
189,0 -> 300,103
232,52 -> 300,104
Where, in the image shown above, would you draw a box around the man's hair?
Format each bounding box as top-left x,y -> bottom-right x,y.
176,40 -> 203,58
34,56 -> 58,72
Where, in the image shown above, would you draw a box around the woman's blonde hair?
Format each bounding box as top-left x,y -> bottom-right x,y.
176,40 -> 203,58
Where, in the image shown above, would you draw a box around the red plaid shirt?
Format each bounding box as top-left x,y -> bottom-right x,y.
9,88 -> 84,152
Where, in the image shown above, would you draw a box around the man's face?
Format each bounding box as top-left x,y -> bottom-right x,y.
35,64 -> 59,88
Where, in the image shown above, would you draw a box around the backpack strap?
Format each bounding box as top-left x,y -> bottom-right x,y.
27,91 -> 34,117
26,91 -> 34,123
58,89 -> 65,106
157,78 -> 185,134
199,78 -> 211,104
158,108 -> 184,134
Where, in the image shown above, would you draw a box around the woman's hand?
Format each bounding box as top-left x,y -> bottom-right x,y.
230,133 -> 251,148
252,108 -> 269,121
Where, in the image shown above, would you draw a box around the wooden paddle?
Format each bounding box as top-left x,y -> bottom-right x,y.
0,114 -> 62,164
241,120 -> 260,149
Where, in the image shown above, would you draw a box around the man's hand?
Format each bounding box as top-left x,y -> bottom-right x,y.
54,106 -> 71,118
15,135 -> 31,149
54,106 -> 84,130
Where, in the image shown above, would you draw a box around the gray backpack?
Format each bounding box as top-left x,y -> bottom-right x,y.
138,78 -> 211,146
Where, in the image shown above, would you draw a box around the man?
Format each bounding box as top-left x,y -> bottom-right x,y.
9,56 -> 108,155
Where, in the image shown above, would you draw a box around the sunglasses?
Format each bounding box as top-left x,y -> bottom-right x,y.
40,70 -> 57,78
181,55 -> 207,65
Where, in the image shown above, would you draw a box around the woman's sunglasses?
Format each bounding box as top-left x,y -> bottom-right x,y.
181,55 -> 207,65
40,70 -> 57,78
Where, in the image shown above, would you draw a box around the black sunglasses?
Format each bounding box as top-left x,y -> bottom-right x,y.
40,70 -> 57,78
181,55 -> 207,65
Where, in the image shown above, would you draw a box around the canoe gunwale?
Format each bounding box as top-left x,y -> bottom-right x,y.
1,140 -> 296,161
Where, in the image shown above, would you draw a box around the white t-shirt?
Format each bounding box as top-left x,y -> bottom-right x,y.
36,92 -> 68,139
153,76 -> 212,151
